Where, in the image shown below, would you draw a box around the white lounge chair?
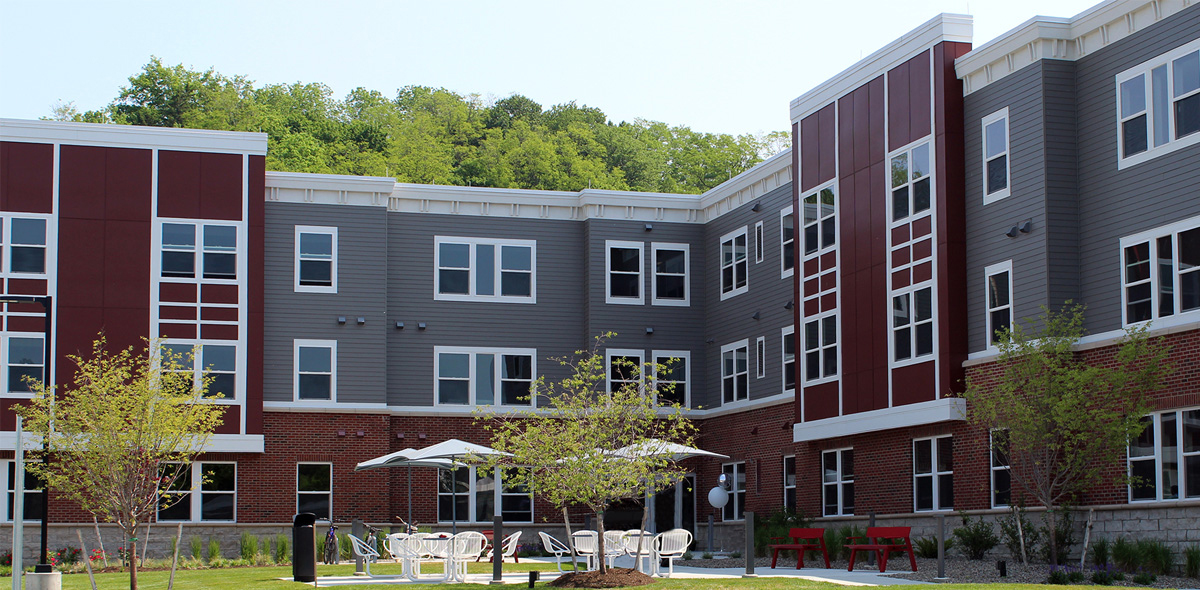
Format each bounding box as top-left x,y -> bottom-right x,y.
571,530 -> 599,571
602,530 -> 627,567
538,531 -> 577,573
486,531 -> 523,563
652,528 -> 693,577
386,532 -> 409,563
623,530 -> 655,572
348,534 -> 383,577
449,531 -> 488,581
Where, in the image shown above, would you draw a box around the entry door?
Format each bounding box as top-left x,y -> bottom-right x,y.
652,474 -> 696,533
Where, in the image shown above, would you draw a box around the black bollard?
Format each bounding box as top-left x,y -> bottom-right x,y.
492,515 -> 504,584
998,560 -> 1007,577
743,511 -> 757,577
867,511 -> 876,567
528,570 -> 540,588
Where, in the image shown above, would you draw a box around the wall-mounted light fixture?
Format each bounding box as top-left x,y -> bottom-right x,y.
337,316 -> 347,324
356,430 -> 365,438
418,323 -> 427,330
644,223 -> 653,231
356,317 -> 366,325
418,433 -> 427,440
705,338 -> 715,344
1005,226 -> 1019,238
784,300 -> 794,310
751,311 -> 761,320
336,430 -> 346,437
750,202 -> 761,212
395,322 -> 404,329
645,327 -> 654,335
396,432 -> 405,439
1019,220 -> 1033,234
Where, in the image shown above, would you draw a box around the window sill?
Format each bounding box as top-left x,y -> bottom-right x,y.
434,294 -> 537,305
719,287 -> 749,302
295,285 -> 337,294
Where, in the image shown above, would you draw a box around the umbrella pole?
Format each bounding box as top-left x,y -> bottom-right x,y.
452,466 -> 459,535
407,466 -> 412,525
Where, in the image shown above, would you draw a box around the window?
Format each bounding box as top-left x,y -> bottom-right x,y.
652,350 -> 689,407
162,342 -> 236,400
651,243 -> 689,306
297,463 -> 332,520
4,461 -> 43,522
294,340 -> 336,402
1117,38 -> 1200,167
755,337 -> 766,379
7,218 -> 46,274
783,456 -> 797,512
802,187 -> 836,256
295,226 -> 337,293
803,315 -> 837,382
1128,408 -> 1200,502
822,449 -> 854,516
754,221 -> 764,263
436,348 -> 535,406
781,206 -> 795,277
721,462 -> 746,521
985,261 -> 1013,347
606,348 -> 643,394
5,335 -> 43,395
158,462 -> 236,522
160,222 -> 238,280
982,108 -> 1010,202
890,142 -> 932,222
1121,220 -> 1200,324
720,340 -> 749,404
914,436 -> 953,511
434,237 -> 536,303
719,227 -> 748,300
991,430 -> 1011,508
782,326 -> 796,393
605,240 -> 644,304
892,287 -> 934,362
438,467 -> 532,523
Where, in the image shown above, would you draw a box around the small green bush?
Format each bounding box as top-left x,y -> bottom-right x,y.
316,537 -> 326,561
189,536 -> 202,560
239,532 -> 258,561
1137,538 -> 1173,575
701,552 -> 713,560
1091,569 -> 1114,585
682,551 -> 693,560
1132,571 -> 1157,585
998,503 -> 1041,563
730,551 -> 742,559
206,538 -> 220,562
1046,567 -> 1069,584
1112,537 -> 1139,572
337,533 -> 353,560
913,536 -> 955,559
952,513 -> 999,560
1184,544 -> 1200,578
824,525 -> 865,561
1090,537 -> 1110,567
1038,510 -> 1076,565
753,508 -> 811,557
1112,571 -> 1125,581
275,535 -> 290,564
1066,569 -> 1085,583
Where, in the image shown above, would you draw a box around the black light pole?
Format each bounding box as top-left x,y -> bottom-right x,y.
1,294 -> 53,572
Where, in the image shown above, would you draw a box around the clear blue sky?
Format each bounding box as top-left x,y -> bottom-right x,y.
1,0 -> 1099,136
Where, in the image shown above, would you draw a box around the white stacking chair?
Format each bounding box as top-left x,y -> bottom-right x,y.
539,531 -> 576,573
602,530 -> 627,567
623,530 -> 655,572
347,534 -> 382,577
486,531 -> 523,563
449,531 -> 488,581
386,532 -> 409,563
652,528 -> 693,577
571,530 -> 599,571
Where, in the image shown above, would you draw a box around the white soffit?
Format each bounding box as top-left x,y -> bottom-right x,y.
793,397 -> 966,442
955,0 -> 1194,95
0,118 -> 268,155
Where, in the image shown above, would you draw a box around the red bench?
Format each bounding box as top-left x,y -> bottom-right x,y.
845,526 -> 916,573
768,527 -> 829,569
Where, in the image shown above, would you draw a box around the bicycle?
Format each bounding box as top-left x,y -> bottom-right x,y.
322,523 -> 340,565
364,523 -> 388,559
395,516 -> 420,535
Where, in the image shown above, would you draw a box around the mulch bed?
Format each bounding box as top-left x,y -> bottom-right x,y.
549,567 -> 655,588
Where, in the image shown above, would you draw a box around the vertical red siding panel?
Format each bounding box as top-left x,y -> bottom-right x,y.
888,60 -> 911,151
817,104 -> 837,185
157,150 -> 201,219
58,145 -> 106,220
199,153 -> 244,221
868,78 -> 887,161
102,308 -> 150,355
852,87 -> 871,173
910,50 -> 933,141
934,41 -> 971,399
0,142 -> 54,213
104,148 -> 152,222
838,94 -> 855,177
55,219 -> 106,308
892,361 -> 936,406
55,307 -> 105,385
800,113 -> 821,192
214,406 -> 241,435
805,382 -> 838,421
247,154 -> 266,435
103,220 -> 151,314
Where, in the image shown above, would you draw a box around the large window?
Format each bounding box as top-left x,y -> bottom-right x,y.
720,340 -> 749,404
651,243 -> 689,306
783,456 -> 797,512
4,335 -> 43,395
295,226 -> 337,293
803,315 -> 837,382
822,449 -> 854,516
892,287 -> 934,362
294,340 -> 336,402
438,467 -> 532,523
782,326 -> 796,393
4,461 -> 43,522
652,350 -> 689,407
297,463 -> 332,520
781,206 -> 795,278
437,348 -> 535,406
1129,408 -> 1200,502
890,142 -> 932,223
721,462 -> 746,521
435,237 -> 535,303
985,261 -> 1013,347
161,222 -> 238,281
1122,221 -> 1200,325
991,430 -> 1011,508
1117,38 -> 1200,166
606,348 -> 643,395
914,436 -> 953,512
158,462 -> 236,522
606,240 -> 644,304
802,187 -> 836,257
4,217 -> 47,274
719,227 -> 748,300
162,341 -> 237,400
982,108 -> 1010,203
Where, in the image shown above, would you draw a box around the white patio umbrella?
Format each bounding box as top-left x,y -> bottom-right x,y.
392,439 -> 512,534
355,449 -> 462,526
610,439 -> 728,540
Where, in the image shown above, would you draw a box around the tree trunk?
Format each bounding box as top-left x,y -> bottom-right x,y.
634,499 -> 650,570
596,510 -> 607,574
1047,509 -> 1059,566
561,508 -> 579,571
1014,506 -> 1027,564
130,531 -> 139,590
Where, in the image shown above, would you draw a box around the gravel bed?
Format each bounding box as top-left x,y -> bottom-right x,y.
677,555 -> 1199,587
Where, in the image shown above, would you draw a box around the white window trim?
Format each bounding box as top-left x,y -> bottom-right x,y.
294,225 -> 338,294
2,460 -> 43,522
913,435 -> 953,512
158,219 -> 243,285
754,221 -> 765,264
802,313 -> 839,385
160,339 -> 241,404
433,236 -> 537,304
605,348 -> 644,394
981,108 -> 1011,204
780,206 -> 795,279
782,325 -> 796,395
1127,406 -> 1200,503
822,448 -> 854,517
889,285 -> 937,369
800,183 -> 837,262
887,139 -> 935,228
293,339 -> 337,404
1119,214 -> 1200,327
0,215 -> 54,279
755,336 -> 766,379
1,332 -> 45,399
720,339 -> 750,404
605,240 -> 644,305
984,260 -> 1013,351
433,346 -> 538,407
435,467 -> 534,524
783,455 -> 797,512
721,461 -> 746,521
651,349 -> 690,408
1117,37 -> 1200,169
719,227 -> 749,301
297,462 -> 332,520
990,430 -> 1011,509
650,242 -> 690,307
157,461 -> 237,523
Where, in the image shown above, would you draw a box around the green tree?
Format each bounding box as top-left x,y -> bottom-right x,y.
14,336 -> 226,589
476,334 -> 695,576
961,304 -> 1170,564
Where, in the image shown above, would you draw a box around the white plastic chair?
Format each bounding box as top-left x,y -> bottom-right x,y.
602,530 -> 627,567
539,531 -> 576,573
386,532 -> 408,562
422,532 -> 452,559
623,530 -> 655,572
348,534 -> 382,577
652,528 -> 693,577
486,531 -> 523,563
571,530 -> 599,571
449,531 -> 488,581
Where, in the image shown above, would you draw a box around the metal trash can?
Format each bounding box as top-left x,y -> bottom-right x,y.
293,512 -> 318,582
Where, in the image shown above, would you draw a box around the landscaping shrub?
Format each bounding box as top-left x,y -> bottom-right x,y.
952,512 -> 999,560
914,536 -> 955,559
730,551 -> 742,559
337,533 -> 353,560
275,535 -> 290,564
1185,544 -> 1200,578
753,507 -> 811,557
1132,571 -> 1157,585
998,503 -> 1041,563
239,532 -> 258,561
1091,568 -> 1114,585
682,551 -> 693,560
1066,569 -> 1086,583
1137,539 -> 1173,575
316,537 -> 326,561
824,525 -> 865,561
1090,537 -> 1110,567
701,552 -> 713,560
1112,536 -> 1139,572
1038,510 -> 1076,565
189,536 -> 202,560
1046,566 -> 1069,584
206,538 -> 220,562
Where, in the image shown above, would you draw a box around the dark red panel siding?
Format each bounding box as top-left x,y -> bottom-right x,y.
58,145 -> 107,220
104,220 -> 151,312
852,87 -> 871,173
804,382 -> 838,421
837,94 -> 855,176
888,59 -> 910,151
202,284 -> 239,304
157,150 -> 201,219
892,361 -> 936,406
55,306 -> 105,385
214,406 -> 241,435
201,323 -> 238,340
0,142 -> 54,213
247,155 -> 265,435
104,148 -> 152,222
200,153 -> 243,221
910,50 -> 932,141
868,78 -> 886,163
56,219 -> 105,308
934,41 -> 971,399
160,282 -> 197,303
7,316 -> 45,333
817,104 -> 837,184
102,308 -> 150,355
800,113 -> 821,192
6,279 -> 46,296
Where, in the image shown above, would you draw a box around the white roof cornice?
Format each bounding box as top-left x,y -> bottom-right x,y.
789,13 -> 973,122
0,118 -> 268,155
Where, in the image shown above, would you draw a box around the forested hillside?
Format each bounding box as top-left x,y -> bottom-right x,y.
52,58 -> 788,194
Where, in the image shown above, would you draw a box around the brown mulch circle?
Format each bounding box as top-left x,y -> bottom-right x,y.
549,567 -> 655,588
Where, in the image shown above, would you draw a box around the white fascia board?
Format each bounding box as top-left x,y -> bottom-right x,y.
793,397 -> 966,443
697,148 -> 793,209
266,171 -> 396,194
0,433 -> 264,453
0,118 -> 268,155
789,14 -> 973,122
